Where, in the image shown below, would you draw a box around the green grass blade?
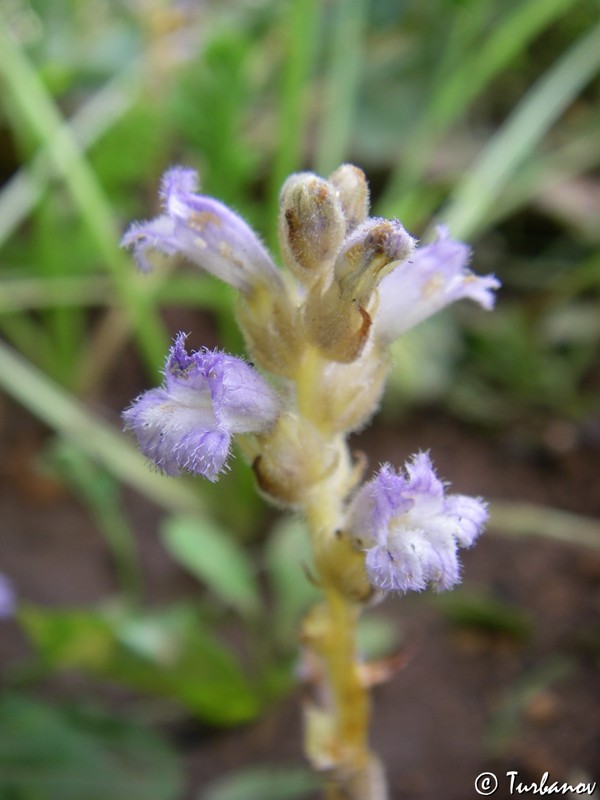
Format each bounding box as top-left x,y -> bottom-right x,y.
266,0 -> 321,246
0,24 -> 168,373
479,123 -> 600,232
428,0 -> 579,133
0,275 -> 232,313
0,276 -> 113,313
49,441 -> 144,602
314,0 -> 367,176
0,64 -> 139,250
489,501 -> 600,550
0,339 -> 204,515
0,312 -> 54,368
440,20 -> 600,239
380,0 -> 580,218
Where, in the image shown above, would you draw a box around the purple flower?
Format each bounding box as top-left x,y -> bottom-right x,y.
376,226 -> 500,342
0,573 -> 15,619
121,167 -> 283,293
123,334 -> 281,481
346,453 -> 487,593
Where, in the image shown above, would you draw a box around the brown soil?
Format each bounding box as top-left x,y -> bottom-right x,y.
1,397 -> 599,800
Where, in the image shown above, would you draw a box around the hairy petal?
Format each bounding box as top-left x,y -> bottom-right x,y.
346,453 -> 488,593
123,335 -> 281,481
444,492 -> 490,547
346,463 -> 413,548
121,215 -> 179,273
122,167 -> 282,292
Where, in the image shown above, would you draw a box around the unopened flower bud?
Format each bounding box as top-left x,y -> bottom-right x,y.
279,173 -> 346,282
304,219 -> 415,362
328,164 -> 370,232
334,217 -> 416,306
236,285 -> 303,377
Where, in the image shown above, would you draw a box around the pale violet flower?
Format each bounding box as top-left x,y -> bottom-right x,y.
376,226 -> 499,342
0,573 -> 15,619
121,167 -> 283,293
123,334 -> 281,481
346,453 -> 487,593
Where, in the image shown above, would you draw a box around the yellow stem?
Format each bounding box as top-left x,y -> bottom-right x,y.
290,329 -> 375,794
321,585 -> 369,761
302,460 -> 371,789
295,343 -> 323,423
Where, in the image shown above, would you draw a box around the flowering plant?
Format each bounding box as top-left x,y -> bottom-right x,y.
123,164 -> 499,799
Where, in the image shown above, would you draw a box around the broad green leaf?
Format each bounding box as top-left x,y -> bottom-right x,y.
20,604 -> 261,725
161,515 -> 262,619
0,694 -> 182,800
435,590 -> 532,639
356,615 -> 401,661
485,657 -> 574,755
201,766 -> 319,800
264,516 -> 319,647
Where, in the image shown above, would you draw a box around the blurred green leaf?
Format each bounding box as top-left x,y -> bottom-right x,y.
453,305 -> 596,420
20,604 -> 261,725
441,19 -> 600,239
89,103 -> 167,206
435,590 -> 532,639
0,340 -> 205,516
0,694 -> 182,800
264,516 -> 319,647
383,314 -> 463,413
46,440 -> 142,601
485,657 -> 574,755
174,28 -> 258,209
201,766 -> 319,800
356,615 -> 401,660
161,515 -> 262,619
0,22 -> 170,375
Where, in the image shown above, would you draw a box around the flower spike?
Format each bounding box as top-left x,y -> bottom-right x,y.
121,163 -> 498,795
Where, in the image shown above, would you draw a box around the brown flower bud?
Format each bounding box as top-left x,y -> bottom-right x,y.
329,163 -> 370,232
334,218 -> 416,306
303,219 -> 415,362
278,173 -> 346,283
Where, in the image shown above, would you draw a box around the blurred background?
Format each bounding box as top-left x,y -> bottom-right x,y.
0,1 -> 599,798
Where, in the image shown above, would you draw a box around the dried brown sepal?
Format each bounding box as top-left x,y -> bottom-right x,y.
236,285 -> 302,377
305,284 -> 373,363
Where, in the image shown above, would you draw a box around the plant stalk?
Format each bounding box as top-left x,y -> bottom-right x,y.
296,348 -> 386,799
